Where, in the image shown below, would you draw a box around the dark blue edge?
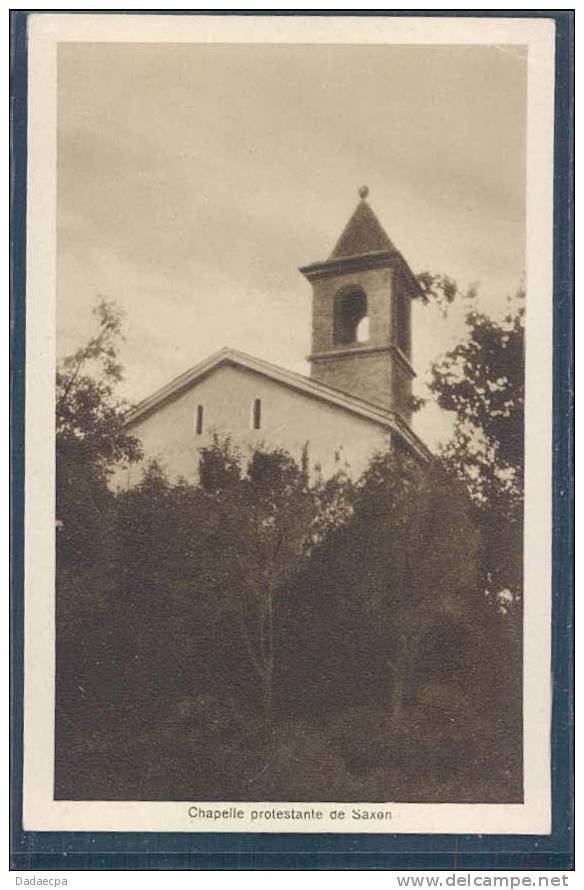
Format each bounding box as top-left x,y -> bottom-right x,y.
9,9 -> 574,872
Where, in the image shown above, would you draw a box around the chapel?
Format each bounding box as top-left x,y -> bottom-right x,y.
117,188 -> 430,487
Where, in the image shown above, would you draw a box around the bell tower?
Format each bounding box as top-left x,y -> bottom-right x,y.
299,187 -> 422,424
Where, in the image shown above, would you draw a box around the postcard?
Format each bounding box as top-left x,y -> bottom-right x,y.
21,12 -> 556,835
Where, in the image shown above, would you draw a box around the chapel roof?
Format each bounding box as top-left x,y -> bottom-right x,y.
329,187 -> 397,259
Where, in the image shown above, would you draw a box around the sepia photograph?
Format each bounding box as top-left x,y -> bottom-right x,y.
19,13 -> 559,837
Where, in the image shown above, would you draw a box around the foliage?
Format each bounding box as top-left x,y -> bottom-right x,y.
56,300 -> 142,566
417,276 -> 525,617
56,299 -> 141,477
56,438 -> 521,802
417,270 -> 477,317
283,453 -> 483,716
109,438 -> 353,718
429,290 -> 525,511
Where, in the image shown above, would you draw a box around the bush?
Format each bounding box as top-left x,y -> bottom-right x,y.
55,441 -> 522,803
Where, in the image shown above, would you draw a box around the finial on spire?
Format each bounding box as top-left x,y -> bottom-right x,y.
358,185 -> 369,200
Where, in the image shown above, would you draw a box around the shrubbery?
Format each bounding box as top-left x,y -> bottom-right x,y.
55,437 -> 521,802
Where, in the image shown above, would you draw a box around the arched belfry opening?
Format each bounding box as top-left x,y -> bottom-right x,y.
333,287 -> 369,345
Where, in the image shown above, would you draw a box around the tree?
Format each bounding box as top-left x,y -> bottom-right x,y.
419,274 -> 524,675
56,299 -> 142,563
281,449 -> 522,800
416,275 -> 524,586
197,438 -> 351,718
55,299 -> 143,769
286,451 -> 481,713
97,438 -> 353,728
406,280 -> 524,794
56,299 -> 141,479
428,288 -> 525,511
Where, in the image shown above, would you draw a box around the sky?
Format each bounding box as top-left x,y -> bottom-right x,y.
57,42 -> 527,448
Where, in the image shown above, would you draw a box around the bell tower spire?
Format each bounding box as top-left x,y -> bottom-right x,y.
299,189 -> 422,423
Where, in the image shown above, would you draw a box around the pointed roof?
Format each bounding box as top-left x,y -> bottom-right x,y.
330,189 -> 397,259
300,187 -> 423,298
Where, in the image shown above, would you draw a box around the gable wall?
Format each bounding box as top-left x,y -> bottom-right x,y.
113,364 -> 391,489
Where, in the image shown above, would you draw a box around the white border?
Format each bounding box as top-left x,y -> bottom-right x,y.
23,13 -> 555,834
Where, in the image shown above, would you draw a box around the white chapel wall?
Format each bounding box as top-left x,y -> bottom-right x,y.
112,364 -> 391,490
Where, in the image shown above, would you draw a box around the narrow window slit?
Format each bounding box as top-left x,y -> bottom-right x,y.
252,398 -> 262,430
195,404 -> 204,435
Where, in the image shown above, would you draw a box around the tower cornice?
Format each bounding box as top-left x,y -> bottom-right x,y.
300,250 -> 397,280
307,343 -> 416,379
299,250 -> 423,298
